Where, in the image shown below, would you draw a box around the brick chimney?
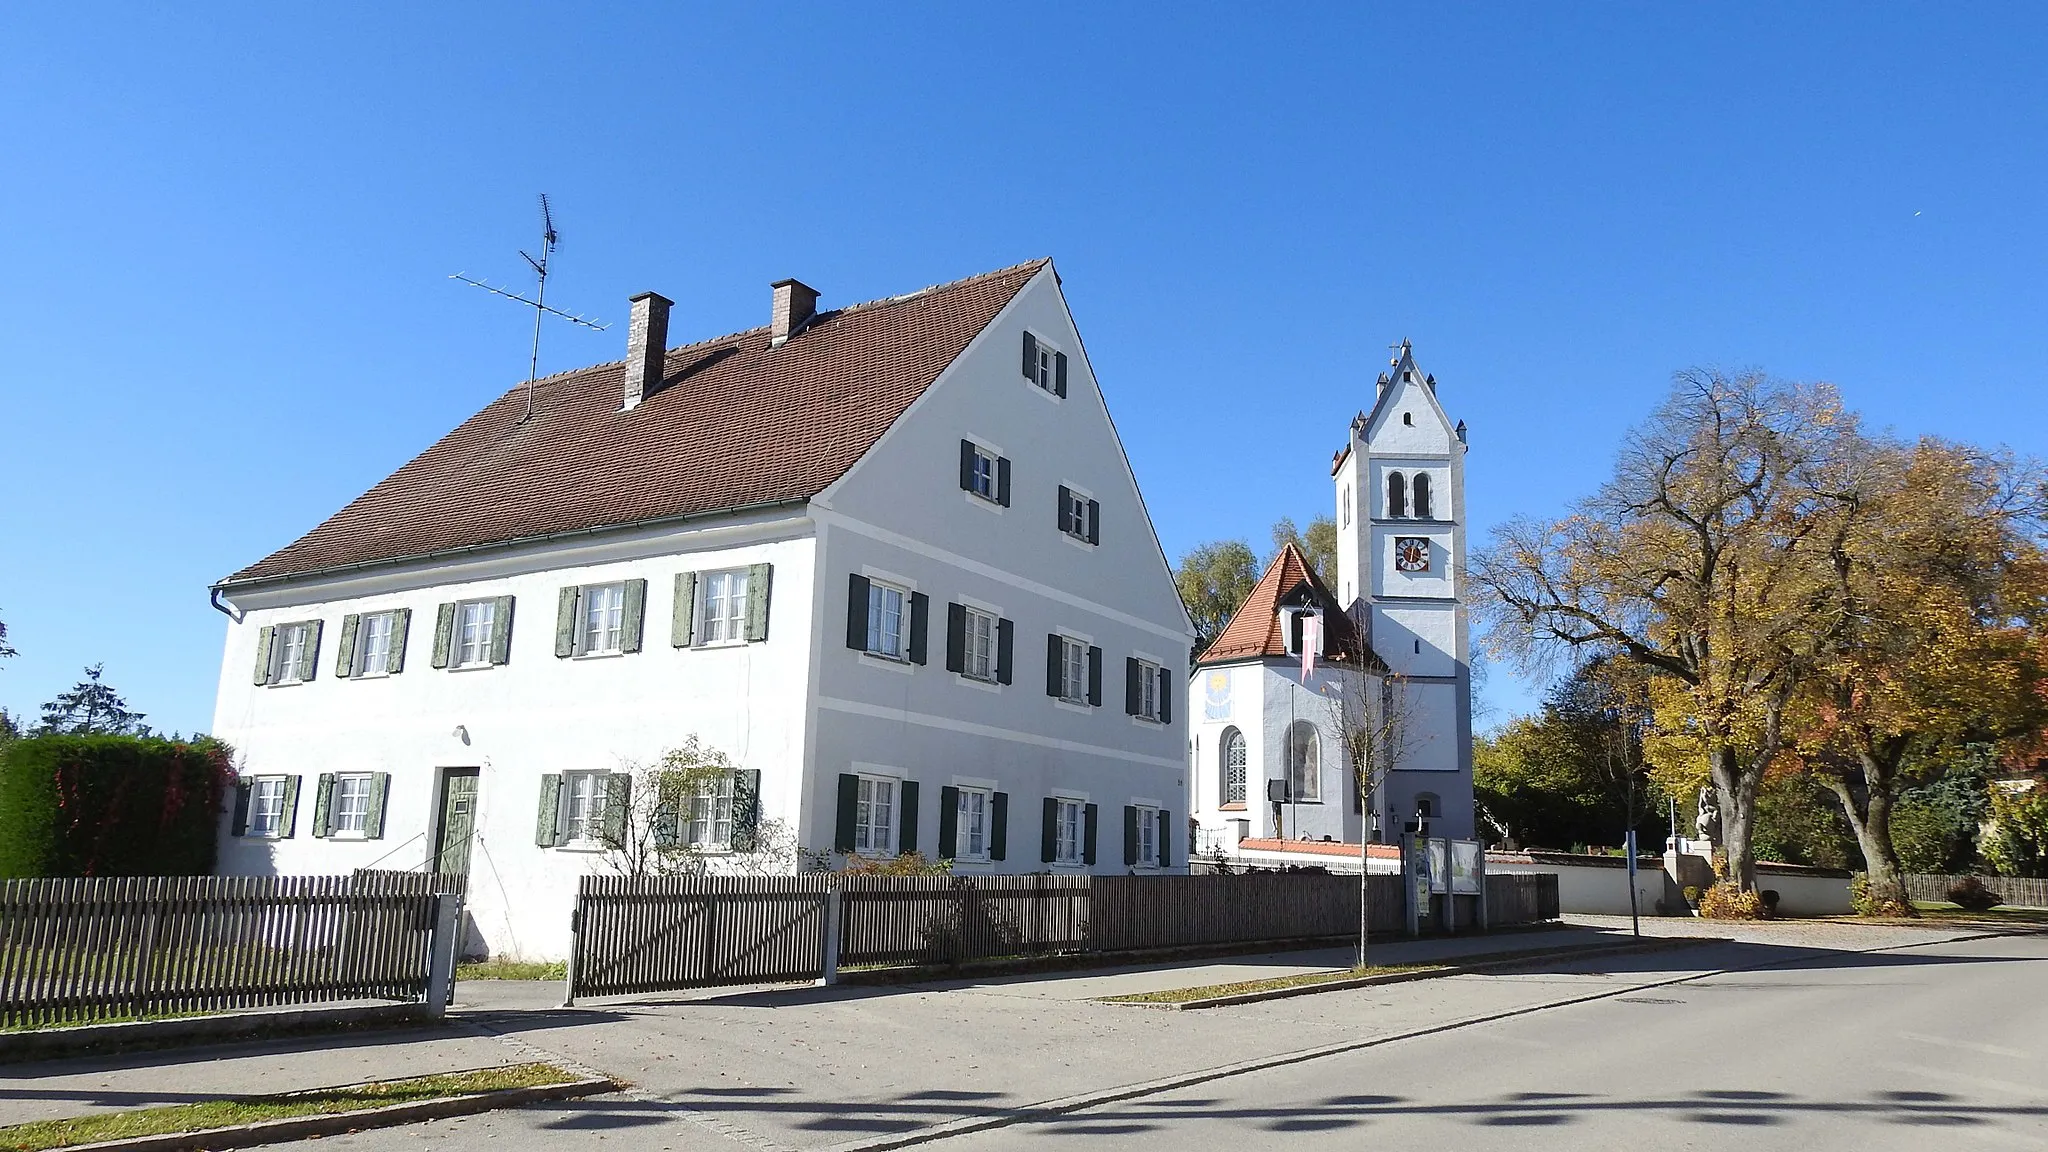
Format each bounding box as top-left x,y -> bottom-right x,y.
770,279 -> 819,347
620,292 -> 672,411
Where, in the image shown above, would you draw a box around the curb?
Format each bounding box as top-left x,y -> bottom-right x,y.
1155,937 -> 1710,1009
38,1076 -> 617,1152
1,1003 -> 441,1065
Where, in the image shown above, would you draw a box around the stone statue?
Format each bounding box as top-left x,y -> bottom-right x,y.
1694,787 -> 1722,846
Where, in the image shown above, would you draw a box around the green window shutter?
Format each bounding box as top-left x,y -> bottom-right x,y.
835,773 -> 859,852
846,575 -> 870,651
252,626 -> 275,685
1158,809 -> 1172,869
996,619 -> 1014,685
298,620 -> 323,682
1123,805 -> 1138,867
731,768 -> 762,851
621,578 -> 648,653
959,438 -> 977,492
938,786 -> 960,858
908,593 -> 929,665
653,780 -> 681,850
945,603 -> 966,674
231,780 -> 252,836
744,563 -> 773,642
335,615 -> 360,679
1040,797 -> 1057,863
312,773 -> 336,838
1083,803 -> 1098,866
602,774 -> 631,847
997,456 -> 1011,507
990,792 -> 1008,861
388,608 -> 411,674
1086,499 -> 1100,545
555,587 -> 582,658
1125,658 -> 1141,716
535,774 -> 563,847
1057,486 -> 1073,534
432,603 -> 456,668
1045,634 -> 1063,697
898,781 -> 920,855
1087,646 -> 1103,707
366,773 -> 391,839
1159,669 -> 1173,725
1055,351 -> 1068,398
1021,331 -> 1037,380
489,596 -> 515,664
672,571 -> 698,647
279,775 -> 302,840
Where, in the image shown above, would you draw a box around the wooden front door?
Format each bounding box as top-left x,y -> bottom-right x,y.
433,768 -> 480,881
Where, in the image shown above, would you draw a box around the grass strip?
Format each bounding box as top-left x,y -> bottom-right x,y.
455,959 -> 567,981
1101,963 -> 1445,1004
0,1062 -> 578,1152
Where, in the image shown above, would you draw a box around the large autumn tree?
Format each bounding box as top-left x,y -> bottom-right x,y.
1473,370 -> 1883,892
1789,440 -> 2048,911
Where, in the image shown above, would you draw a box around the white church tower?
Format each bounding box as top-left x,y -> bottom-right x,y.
1331,341 -> 1475,840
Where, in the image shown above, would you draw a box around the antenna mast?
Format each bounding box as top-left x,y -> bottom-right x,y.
450,193 -> 608,423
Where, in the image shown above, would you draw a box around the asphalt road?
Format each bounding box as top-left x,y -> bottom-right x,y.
316,927 -> 2047,1152
945,931 -> 2048,1152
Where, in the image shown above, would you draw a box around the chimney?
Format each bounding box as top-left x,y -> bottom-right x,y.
771,279 -> 819,346
621,291 -> 672,411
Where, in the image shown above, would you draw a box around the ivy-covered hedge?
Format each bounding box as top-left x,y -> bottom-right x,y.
0,734 -> 235,878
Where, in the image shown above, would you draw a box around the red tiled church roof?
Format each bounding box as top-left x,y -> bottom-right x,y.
1195,543 -> 1370,666
225,260 -> 1049,584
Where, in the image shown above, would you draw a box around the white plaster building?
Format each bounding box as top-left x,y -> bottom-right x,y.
1189,342 -> 1475,866
209,260 -> 1194,960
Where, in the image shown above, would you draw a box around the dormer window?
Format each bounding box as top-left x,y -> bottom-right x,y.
1021,332 -> 1067,398
1403,412 -> 1413,426
1387,472 -> 1407,519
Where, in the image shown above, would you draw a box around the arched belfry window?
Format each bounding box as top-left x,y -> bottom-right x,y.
1413,472 -> 1433,520
1286,721 -> 1321,802
1221,728 -> 1247,805
1387,472 -> 1407,519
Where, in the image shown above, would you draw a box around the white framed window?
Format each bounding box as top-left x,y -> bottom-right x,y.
963,608 -> 997,682
355,612 -> 397,676
1136,804 -> 1159,868
967,444 -> 998,502
1063,489 -> 1092,541
577,583 -> 626,655
1136,658 -> 1161,721
453,600 -> 497,668
331,773 -> 374,838
1286,720 -> 1322,802
1053,797 -> 1084,865
686,774 -> 735,849
699,569 -> 751,646
562,771 -> 609,845
1059,637 -> 1088,704
1031,337 -> 1060,393
1221,728 -> 1247,805
865,581 -> 908,660
248,777 -> 289,838
272,622 -> 311,685
956,787 -> 991,861
855,775 -> 897,855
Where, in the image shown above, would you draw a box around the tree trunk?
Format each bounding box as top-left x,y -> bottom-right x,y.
1711,744 -> 1760,892
1827,758 -> 1915,917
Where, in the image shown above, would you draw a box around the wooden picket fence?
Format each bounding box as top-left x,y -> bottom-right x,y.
0,873 -> 443,1029
1904,873 -> 2048,909
567,870 -> 1558,1000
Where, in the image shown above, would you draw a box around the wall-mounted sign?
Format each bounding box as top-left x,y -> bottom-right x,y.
1395,537 -> 1431,573
1203,668 -> 1233,721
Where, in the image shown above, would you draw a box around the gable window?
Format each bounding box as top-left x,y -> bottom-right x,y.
1022,332 -> 1067,397
956,787 -> 990,861
700,569 -> 751,646
686,774 -> 736,849
1053,797 -> 1085,865
958,440 -> 1011,506
1050,635 -> 1094,704
1221,728 -> 1247,805
355,612 -> 396,676
454,600 -> 497,668
1057,486 -> 1100,545
1286,720 -> 1322,802
1387,472 -> 1407,519
1125,656 -> 1166,722
867,581 -> 907,660
562,771 -> 609,845
855,775 -> 897,856
247,776 -> 291,838
579,583 -> 626,654
1413,472 -> 1433,519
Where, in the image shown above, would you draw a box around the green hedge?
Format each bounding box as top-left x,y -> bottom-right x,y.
0,735 -> 235,878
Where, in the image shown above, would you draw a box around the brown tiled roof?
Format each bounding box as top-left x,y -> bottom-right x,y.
1195,543 -> 1371,666
225,260 -> 1049,583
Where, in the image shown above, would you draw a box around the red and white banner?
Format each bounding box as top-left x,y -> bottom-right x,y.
1299,613 -> 1320,682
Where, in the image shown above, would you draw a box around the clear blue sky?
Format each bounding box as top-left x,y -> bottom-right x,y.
3,5 -> 2045,735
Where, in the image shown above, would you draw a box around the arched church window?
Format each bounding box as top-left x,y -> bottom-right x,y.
1222,728 -> 1247,805
1413,473 -> 1432,519
1286,721 -> 1321,802
1387,472 -> 1407,518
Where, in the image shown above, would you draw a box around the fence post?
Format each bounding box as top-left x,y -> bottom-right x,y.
425,893 -> 462,1016
818,881 -> 843,986
1476,848 -> 1489,932
561,890 -> 582,1008
131,879 -> 160,1019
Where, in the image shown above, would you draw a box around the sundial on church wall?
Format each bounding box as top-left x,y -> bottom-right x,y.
1395,537 -> 1431,573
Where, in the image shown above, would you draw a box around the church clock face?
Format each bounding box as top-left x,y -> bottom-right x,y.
1395,537 -> 1431,573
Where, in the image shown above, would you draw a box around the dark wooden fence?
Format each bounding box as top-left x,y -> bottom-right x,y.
1485,873 -> 1560,925
570,875 -> 832,997
0,873 -> 442,1029
567,870 -> 1557,1000
1904,873 -> 2048,909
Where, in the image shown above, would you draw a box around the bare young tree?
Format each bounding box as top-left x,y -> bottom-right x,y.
1324,648 -> 1414,969
599,737 -> 782,877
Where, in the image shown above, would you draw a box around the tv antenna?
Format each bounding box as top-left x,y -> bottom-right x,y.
450,194 -> 608,422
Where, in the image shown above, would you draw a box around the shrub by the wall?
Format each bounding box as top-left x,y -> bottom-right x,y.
0,734 -> 234,878
1698,882 -> 1764,920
